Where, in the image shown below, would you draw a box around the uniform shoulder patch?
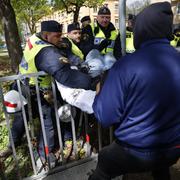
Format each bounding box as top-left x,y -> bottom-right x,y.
59,57 -> 70,64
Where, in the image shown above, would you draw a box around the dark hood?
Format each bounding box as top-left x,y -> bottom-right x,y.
133,2 -> 173,49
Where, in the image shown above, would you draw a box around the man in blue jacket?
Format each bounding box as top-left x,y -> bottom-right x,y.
90,2 -> 180,180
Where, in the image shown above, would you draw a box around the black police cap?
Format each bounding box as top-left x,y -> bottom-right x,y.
98,6 -> 111,15
81,16 -> 91,23
41,20 -> 62,32
67,22 -> 80,33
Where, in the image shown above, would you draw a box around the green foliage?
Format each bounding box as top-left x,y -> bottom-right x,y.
52,0 -> 105,22
11,0 -> 52,34
52,0 -> 104,10
0,125 -> 8,149
0,38 -> 4,46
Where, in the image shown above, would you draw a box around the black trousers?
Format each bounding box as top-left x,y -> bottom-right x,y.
89,141 -> 180,180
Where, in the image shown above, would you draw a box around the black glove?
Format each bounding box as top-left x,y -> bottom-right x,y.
98,39 -> 111,51
80,64 -> 89,74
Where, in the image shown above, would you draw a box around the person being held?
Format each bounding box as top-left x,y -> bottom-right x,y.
0,20 -> 94,164
81,16 -> 91,28
126,14 -> 136,54
90,2 -> 180,180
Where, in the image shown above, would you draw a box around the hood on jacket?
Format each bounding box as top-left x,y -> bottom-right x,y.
133,2 -> 173,49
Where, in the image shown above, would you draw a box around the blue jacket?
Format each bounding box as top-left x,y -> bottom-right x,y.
35,46 -> 92,90
93,39 -> 180,150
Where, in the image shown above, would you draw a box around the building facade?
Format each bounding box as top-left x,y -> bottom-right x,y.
38,0 -> 119,33
37,0 -> 180,33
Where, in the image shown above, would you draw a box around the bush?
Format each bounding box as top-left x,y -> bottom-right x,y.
0,125 -> 8,149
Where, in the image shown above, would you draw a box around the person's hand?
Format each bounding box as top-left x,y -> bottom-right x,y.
96,82 -> 101,95
98,39 -> 111,51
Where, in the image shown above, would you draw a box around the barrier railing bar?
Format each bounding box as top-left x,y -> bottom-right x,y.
0,72 -> 46,82
34,77 -> 50,169
0,84 -> 21,179
51,79 -> 64,163
25,80 -> 35,138
16,80 -> 37,175
71,110 -> 78,158
0,71 -> 107,178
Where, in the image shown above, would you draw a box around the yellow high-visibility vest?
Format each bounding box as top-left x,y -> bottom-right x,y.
19,34 -> 52,88
68,38 -> 84,60
126,30 -> 135,53
170,35 -> 179,47
90,23 -> 118,54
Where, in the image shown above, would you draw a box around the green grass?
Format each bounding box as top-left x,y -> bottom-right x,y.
0,50 -> 11,77
0,49 -> 9,61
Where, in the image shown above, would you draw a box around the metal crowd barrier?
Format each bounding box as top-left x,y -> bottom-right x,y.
0,72 -> 119,180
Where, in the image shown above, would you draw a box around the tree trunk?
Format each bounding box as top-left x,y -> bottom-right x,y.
0,0 -> 23,73
73,6 -> 80,22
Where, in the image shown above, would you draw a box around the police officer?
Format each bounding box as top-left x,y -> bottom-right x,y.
126,14 -> 136,53
60,22 -> 84,65
81,6 -> 122,59
0,20 -> 93,163
81,16 -> 91,28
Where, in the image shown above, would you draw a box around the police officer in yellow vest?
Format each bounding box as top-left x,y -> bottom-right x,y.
81,6 -> 122,60
61,22 -> 84,65
81,16 -> 91,28
126,14 -> 136,54
0,20 -> 93,162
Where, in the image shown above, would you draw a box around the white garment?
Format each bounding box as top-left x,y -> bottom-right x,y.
83,49 -> 116,77
56,81 -> 96,114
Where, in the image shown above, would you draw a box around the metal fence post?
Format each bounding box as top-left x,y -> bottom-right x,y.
16,79 -> 37,175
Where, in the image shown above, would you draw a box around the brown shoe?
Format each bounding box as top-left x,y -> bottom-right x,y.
0,147 -> 12,159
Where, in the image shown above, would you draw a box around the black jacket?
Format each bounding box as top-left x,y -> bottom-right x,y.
81,22 -> 122,59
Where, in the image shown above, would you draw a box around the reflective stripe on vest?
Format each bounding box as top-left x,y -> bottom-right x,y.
68,38 -> 84,60
19,34 -> 52,88
90,23 -> 118,54
126,30 -> 135,53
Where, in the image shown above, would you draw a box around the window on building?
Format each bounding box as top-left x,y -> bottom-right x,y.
115,19 -> 119,29
115,4 -> 118,14
93,7 -> 97,13
177,2 -> 180,14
